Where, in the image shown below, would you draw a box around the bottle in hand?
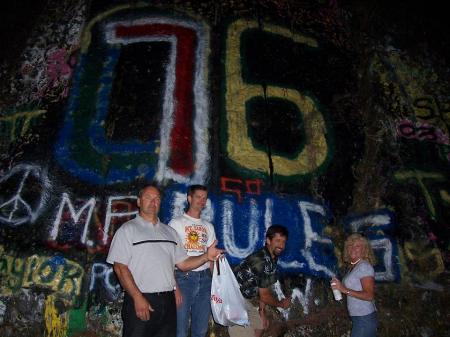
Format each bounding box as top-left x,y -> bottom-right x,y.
330,282 -> 342,301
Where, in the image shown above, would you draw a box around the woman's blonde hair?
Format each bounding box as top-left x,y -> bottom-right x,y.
343,233 -> 376,265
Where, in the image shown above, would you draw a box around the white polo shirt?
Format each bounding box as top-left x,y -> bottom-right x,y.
107,215 -> 188,293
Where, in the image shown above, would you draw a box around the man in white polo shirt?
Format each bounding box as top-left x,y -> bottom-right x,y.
107,184 -> 223,337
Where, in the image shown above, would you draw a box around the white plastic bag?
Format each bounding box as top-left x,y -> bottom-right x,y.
210,256 -> 249,326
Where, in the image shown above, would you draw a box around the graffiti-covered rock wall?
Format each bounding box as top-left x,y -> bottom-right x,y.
0,1 -> 449,336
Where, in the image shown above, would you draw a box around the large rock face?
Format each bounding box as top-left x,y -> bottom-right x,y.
0,1 -> 448,336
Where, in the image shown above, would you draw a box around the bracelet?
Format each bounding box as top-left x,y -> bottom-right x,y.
345,289 -> 350,295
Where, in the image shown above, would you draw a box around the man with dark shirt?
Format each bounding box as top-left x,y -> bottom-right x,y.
229,225 -> 291,337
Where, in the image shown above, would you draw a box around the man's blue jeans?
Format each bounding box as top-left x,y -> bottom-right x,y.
175,269 -> 212,337
350,311 -> 378,337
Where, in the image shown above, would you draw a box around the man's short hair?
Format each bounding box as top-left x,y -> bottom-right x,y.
187,184 -> 208,197
138,183 -> 161,198
266,225 -> 289,240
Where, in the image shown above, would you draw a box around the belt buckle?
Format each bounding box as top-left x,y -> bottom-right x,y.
157,291 -> 171,296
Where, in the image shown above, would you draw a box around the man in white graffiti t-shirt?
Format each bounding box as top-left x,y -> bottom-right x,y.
169,185 -> 216,337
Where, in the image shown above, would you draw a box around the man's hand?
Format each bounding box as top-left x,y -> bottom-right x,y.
259,287 -> 291,310
206,240 -> 224,261
134,294 -> 154,321
175,288 -> 183,308
113,263 -> 155,321
331,277 -> 345,292
176,240 -> 225,271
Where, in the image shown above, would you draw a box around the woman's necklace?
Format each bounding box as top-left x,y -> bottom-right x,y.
350,258 -> 361,265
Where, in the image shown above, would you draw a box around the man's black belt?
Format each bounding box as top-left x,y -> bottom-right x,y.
148,290 -> 174,296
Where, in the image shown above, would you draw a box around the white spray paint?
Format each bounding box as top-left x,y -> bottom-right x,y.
299,201 -> 334,277
264,198 -> 273,237
222,199 -> 259,258
105,16 -> 210,185
273,278 -> 313,319
50,192 -> 96,244
89,262 -> 121,299
0,300 -> 6,324
348,213 -> 391,233
102,196 -> 138,245
371,238 -> 395,281
347,213 -> 396,281
0,164 -> 51,227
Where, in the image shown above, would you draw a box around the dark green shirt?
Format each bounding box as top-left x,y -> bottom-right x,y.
234,247 -> 278,299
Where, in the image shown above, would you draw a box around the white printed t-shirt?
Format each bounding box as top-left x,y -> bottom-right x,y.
169,213 -> 216,272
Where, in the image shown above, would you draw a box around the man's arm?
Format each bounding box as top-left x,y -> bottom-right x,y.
176,240 -> 224,271
258,287 -> 291,309
113,262 -> 154,320
256,288 -> 290,331
176,253 -> 209,271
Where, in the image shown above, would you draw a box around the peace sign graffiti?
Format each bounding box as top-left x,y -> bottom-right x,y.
0,164 -> 52,227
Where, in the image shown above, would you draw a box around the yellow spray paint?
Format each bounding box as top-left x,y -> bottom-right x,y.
224,19 -> 329,177
0,109 -> 46,142
45,295 -> 68,337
